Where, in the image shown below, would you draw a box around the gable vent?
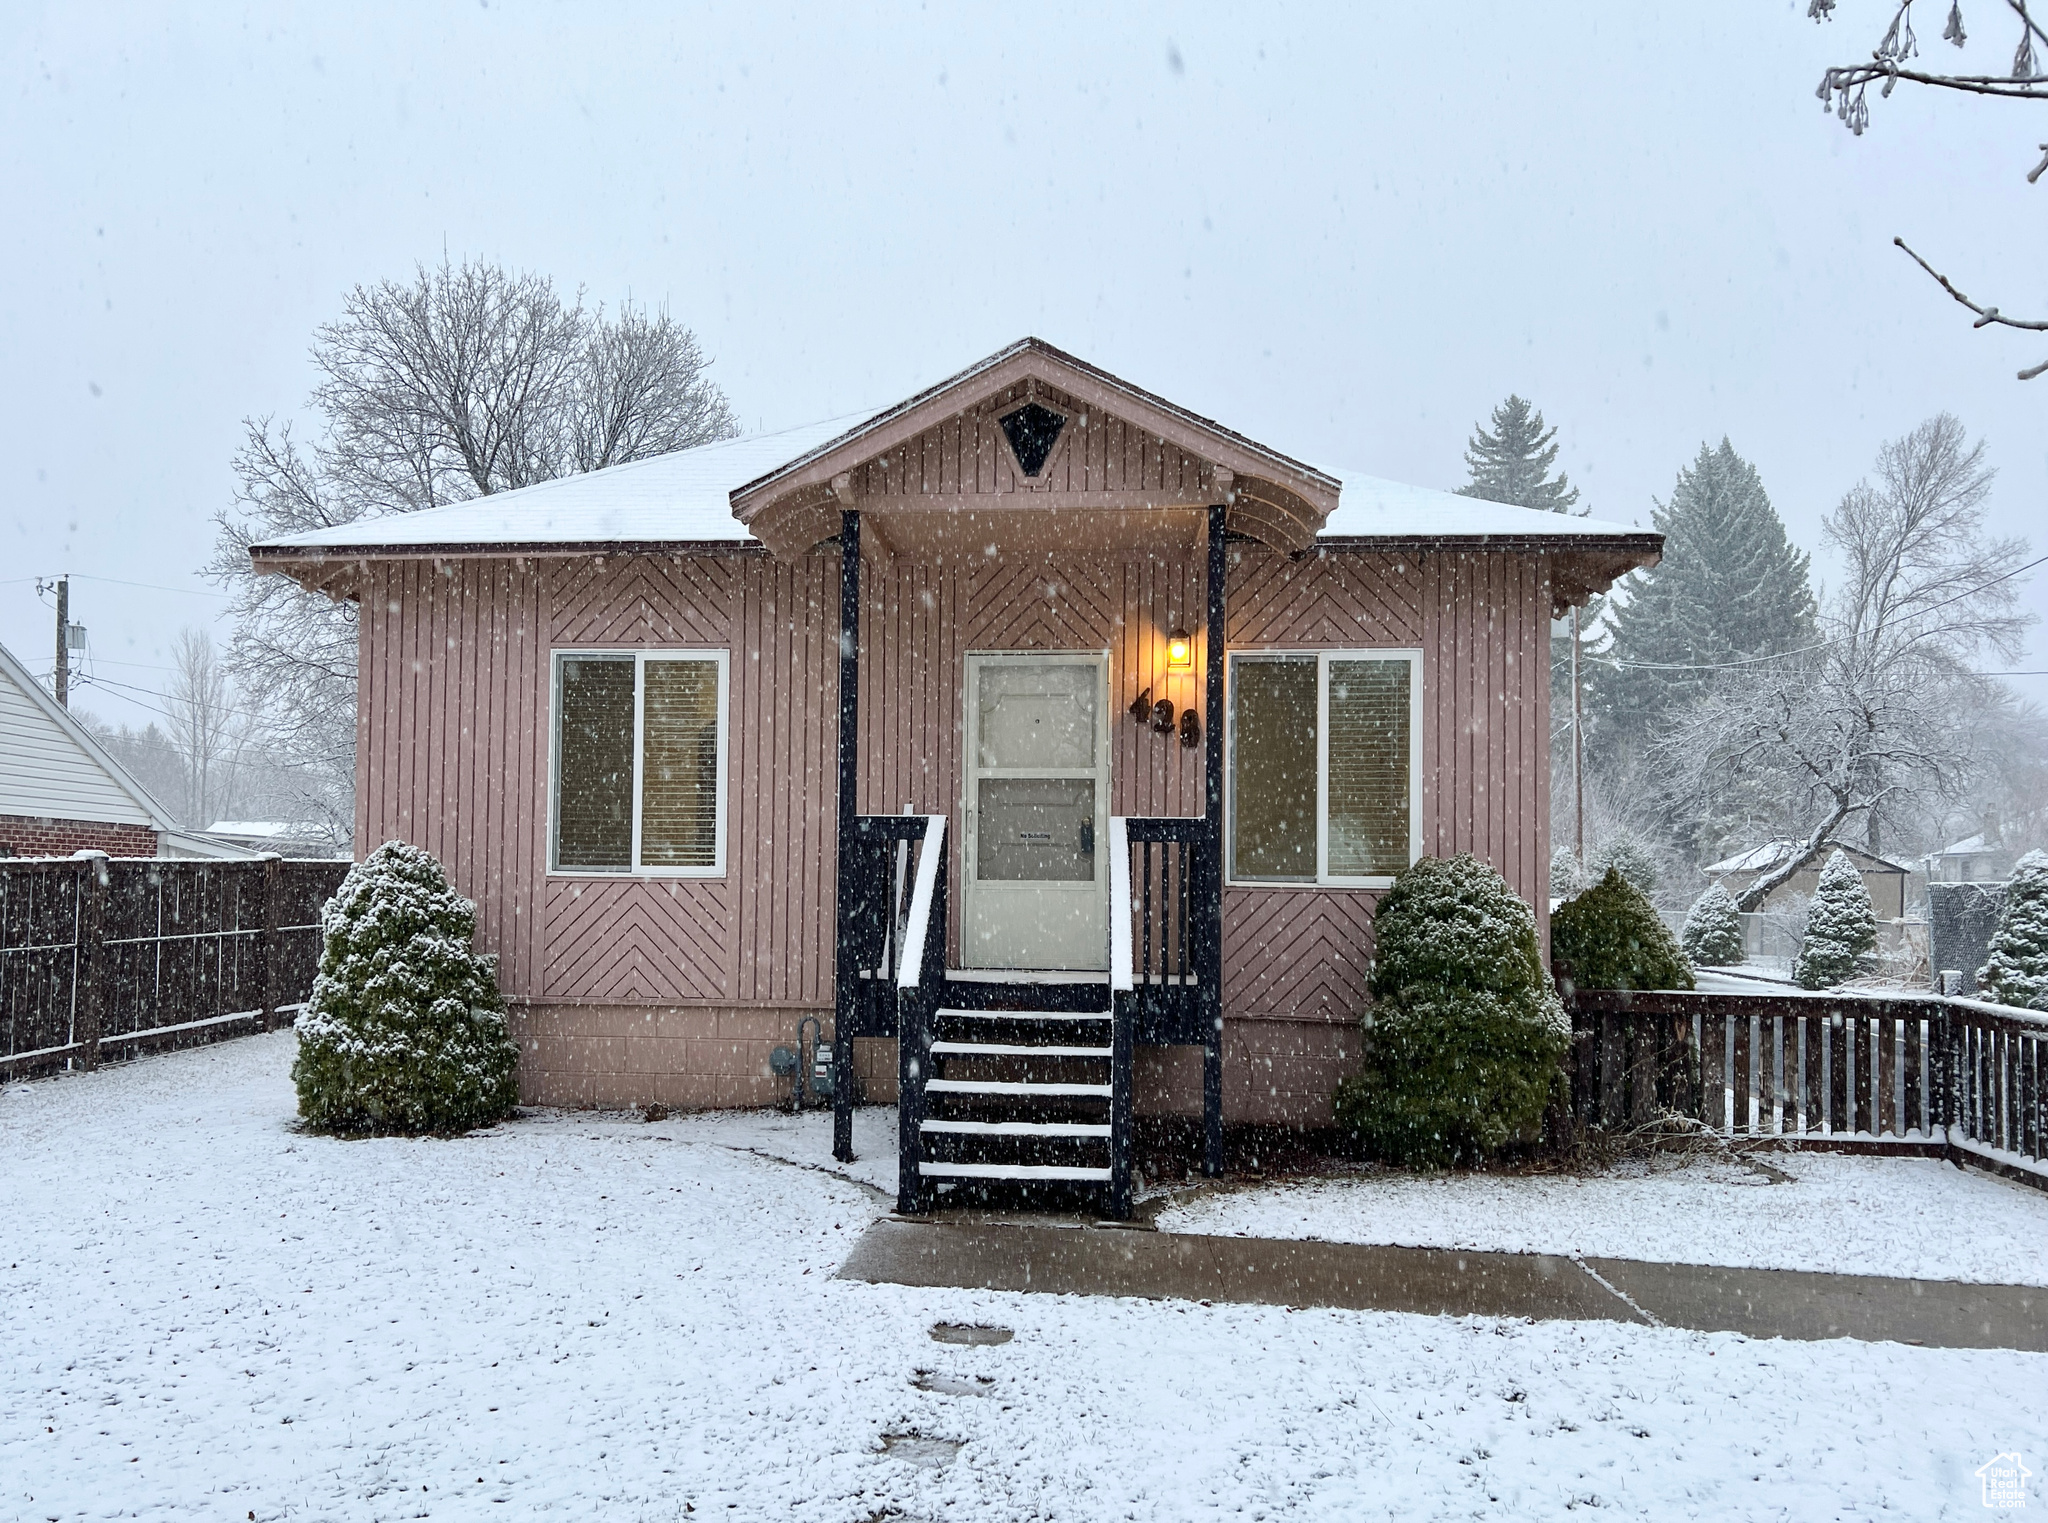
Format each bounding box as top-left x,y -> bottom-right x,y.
998,402 -> 1066,477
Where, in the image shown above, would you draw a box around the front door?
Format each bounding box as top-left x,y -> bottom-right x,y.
961,652 -> 1110,970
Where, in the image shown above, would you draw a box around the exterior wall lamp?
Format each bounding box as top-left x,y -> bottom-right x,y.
1166,627 -> 1192,670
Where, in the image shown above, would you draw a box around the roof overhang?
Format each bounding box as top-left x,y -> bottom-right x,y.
727,338 -> 1344,559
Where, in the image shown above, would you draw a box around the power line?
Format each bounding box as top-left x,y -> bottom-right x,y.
1,572 -> 229,598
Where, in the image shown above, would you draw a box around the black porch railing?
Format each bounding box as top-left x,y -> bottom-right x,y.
831,812 -> 948,1175
1111,814 -> 1224,1184
1568,987 -> 2046,1182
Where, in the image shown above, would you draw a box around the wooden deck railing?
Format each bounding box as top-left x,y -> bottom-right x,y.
1568,987 -> 2046,1183
0,855 -> 350,1080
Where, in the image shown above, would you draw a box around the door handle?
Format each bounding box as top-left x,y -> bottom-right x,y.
1079,821 -> 1095,855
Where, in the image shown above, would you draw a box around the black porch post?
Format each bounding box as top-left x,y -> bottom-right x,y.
833,509 -> 861,1163
1202,502 -> 1227,1177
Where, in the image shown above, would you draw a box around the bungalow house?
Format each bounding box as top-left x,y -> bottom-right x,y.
0,639 -> 179,858
250,339 -> 1659,1214
1703,841 -> 1911,921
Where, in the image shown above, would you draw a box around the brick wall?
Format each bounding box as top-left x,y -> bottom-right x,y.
0,814 -> 158,859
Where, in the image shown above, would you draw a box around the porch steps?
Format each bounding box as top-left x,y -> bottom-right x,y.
913,994 -> 1120,1211
936,1007 -> 1111,1022
919,1162 -> 1112,1182
929,1041 -> 1111,1059
926,1078 -> 1111,1098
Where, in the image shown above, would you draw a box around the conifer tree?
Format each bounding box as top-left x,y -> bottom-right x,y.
293,840 -> 519,1134
1978,849 -> 2048,1011
1681,882 -> 1746,966
1457,395 -> 1580,513
1334,855 -> 1568,1166
1595,440 -> 1817,755
1792,849 -> 1879,990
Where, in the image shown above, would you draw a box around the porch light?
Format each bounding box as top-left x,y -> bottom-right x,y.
1166,628 -> 1192,670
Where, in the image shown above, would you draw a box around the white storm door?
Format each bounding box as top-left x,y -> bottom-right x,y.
961,653 -> 1111,970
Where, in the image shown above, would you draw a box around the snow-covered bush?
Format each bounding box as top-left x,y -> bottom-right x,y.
1550,868 -> 1695,993
1334,854 -> 1568,1168
1680,882 -> 1746,967
293,841 -> 519,1135
1549,846 -> 1590,901
1589,836 -> 1659,898
1978,849 -> 2048,1011
1791,849 -> 1878,991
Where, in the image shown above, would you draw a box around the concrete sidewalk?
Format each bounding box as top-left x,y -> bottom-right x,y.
837,1219 -> 2048,1352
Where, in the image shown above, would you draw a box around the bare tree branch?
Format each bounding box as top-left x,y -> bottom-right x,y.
1894,237 -> 2048,378
207,259 -> 741,835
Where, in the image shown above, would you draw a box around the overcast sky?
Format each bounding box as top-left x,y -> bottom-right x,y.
5,1 -> 2044,735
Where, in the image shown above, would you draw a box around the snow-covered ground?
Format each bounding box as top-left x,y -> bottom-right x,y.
3,1033 -> 2042,1521
1157,1152 -> 2048,1286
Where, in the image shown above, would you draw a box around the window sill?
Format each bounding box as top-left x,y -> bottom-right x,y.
545,867 -> 727,881
1226,877 -> 1397,892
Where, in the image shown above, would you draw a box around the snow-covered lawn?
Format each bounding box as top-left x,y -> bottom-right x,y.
1,1033 -> 2041,1521
1156,1152 -> 2048,1287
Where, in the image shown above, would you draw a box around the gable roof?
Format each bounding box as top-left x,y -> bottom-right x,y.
249,337 -> 1660,600
1702,840 -> 1910,876
0,640 -> 179,834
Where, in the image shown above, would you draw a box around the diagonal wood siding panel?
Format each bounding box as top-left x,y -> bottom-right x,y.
1220,548 -> 1551,1026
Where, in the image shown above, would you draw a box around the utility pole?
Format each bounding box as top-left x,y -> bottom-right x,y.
1571,603 -> 1584,864
54,577 -> 70,709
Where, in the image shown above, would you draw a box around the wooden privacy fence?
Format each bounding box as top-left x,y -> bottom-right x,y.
0,856 -> 350,1081
1569,987 -> 2046,1182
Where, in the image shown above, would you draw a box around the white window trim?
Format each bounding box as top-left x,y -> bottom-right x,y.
1224,648 -> 1423,891
547,647 -> 729,879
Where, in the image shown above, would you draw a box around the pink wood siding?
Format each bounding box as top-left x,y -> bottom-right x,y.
355,553 -> 837,1015
352,542 -> 1551,1120
1221,546 -> 1553,1026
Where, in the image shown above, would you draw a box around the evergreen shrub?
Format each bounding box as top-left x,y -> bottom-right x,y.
1550,868 -> 1695,993
1334,854 -> 1569,1167
1589,836 -> 1661,898
1791,849 -> 1879,990
1979,849 -> 2048,1011
293,841 -> 519,1135
1680,882 -> 1746,967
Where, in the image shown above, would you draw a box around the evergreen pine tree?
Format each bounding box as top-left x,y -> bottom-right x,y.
1792,850 -> 1879,990
1457,395 -> 1580,513
1595,440 -> 1817,753
293,840 -> 520,1134
1681,882 -> 1746,966
1978,849 -> 2048,1011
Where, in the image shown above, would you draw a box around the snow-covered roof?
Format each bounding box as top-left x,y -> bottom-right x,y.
1934,832 -> 1996,857
250,426 -> 1653,558
1315,469 -> 1646,542
253,414 -> 882,555
0,639 -> 180,834
1703,840 -> 1909,875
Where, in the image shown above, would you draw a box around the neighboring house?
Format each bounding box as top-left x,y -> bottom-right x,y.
1925,830 -> 2021,885
1703,840 -> 1910,920
201,820 -> 351,860
250,338 -> 1659,1185
0,639 -> 184,857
